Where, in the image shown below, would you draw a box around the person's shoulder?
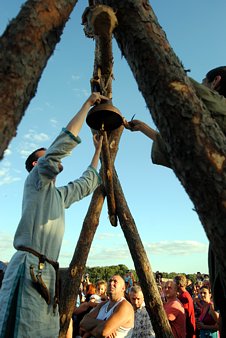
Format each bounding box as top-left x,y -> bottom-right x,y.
141,305 -> 150,316
175,299 -> 185,313
120,298 -> 134,311
181,289 -> 191,298
184,290 -> 194,300
170,299 -> 184,309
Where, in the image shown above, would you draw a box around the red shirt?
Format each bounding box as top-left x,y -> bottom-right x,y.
164,299 -> 186,338
178,290 -> 196,338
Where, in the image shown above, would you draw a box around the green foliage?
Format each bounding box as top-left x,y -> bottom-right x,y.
186,274 -> 196,284
161,271 -> 197,284
85,264 -> 134,284
83,266 -> 197,285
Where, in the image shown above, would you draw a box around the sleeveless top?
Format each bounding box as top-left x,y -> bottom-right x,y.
96,297 -> 133,338
199,304 -> 217,326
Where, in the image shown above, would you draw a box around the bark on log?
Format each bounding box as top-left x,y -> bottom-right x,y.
59,184 -> 105,337
84,4 -> 118,226
83,4 -> 117,98
101,131 -> 117,226
59,126 -> 123,337
0,0 -> 78,159
113,167 -> 174,337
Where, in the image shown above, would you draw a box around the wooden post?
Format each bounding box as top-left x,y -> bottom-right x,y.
60,3 -> 174,337
101,130 -> 117,226
113,167 -> 174,337
84,4 -> 119,226
59,127 -> 123,337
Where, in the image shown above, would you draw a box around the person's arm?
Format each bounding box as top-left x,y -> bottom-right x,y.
90,133 -> 103,170
66,93 -> 108,137
196,317 -> 219,331
124,119 -> 159,141
124,118 -> 171,168
167,311 -> 177,322
209,303 -> 219,323
80,302 -> 106,333
92,300 -> 134,338
164,302 -> 180,322
66,318 -> 73,338
74,301 -> 91,315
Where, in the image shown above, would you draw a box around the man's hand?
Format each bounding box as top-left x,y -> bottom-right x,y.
93,133 -> 103,152
123,118 -> 158,141
123,118 -> 143,132
86,92 -> 109,107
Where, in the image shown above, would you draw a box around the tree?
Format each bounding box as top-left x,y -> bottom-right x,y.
95,0 -> 226,333
0,0 -> 79,159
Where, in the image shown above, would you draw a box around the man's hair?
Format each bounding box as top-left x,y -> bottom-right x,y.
130,285 -> 142,294
174,274 -> 187,287
206,66 -> 226,98
25,147 -> 46,172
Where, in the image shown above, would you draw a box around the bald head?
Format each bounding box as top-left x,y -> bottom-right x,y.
164,280 -> 178,300
107,275 -> 126,300
129,285 -> 144,310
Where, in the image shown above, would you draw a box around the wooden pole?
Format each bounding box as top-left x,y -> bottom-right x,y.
59,127 -> 123,337
85,4 -> 119,226
61,3 -> 174,337
113,167 -> 174,337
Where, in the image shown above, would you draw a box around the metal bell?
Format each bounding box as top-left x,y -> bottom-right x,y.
86,101 -> 123,131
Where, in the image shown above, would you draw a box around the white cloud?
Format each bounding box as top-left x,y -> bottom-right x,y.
145,240 -> 208,256
72,88 -> 89,97
20,148 -> 34,158
0,164 -> 21,186
71,74 -> 80,81
81,89 -> 89,97
97,232 -> 123,240
3,148 -> 12,156
85,240 -> 208,264
0,232 -> 15,262
24,130 -> 49,142
50,118 -> 59,128
1,159 -> 11,167
17,130 -> 50,158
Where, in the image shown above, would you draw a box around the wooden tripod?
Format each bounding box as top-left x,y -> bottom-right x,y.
59,4 -> 173,338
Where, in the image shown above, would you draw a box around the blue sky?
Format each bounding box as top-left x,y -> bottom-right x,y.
1,0 -> 226,274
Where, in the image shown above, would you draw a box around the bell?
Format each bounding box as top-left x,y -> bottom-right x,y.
86,101 -> 123,131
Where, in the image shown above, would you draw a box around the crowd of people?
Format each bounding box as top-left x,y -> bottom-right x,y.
66,270 -> 219,338
156,272 -> 219,338
0,263 -> 221,338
